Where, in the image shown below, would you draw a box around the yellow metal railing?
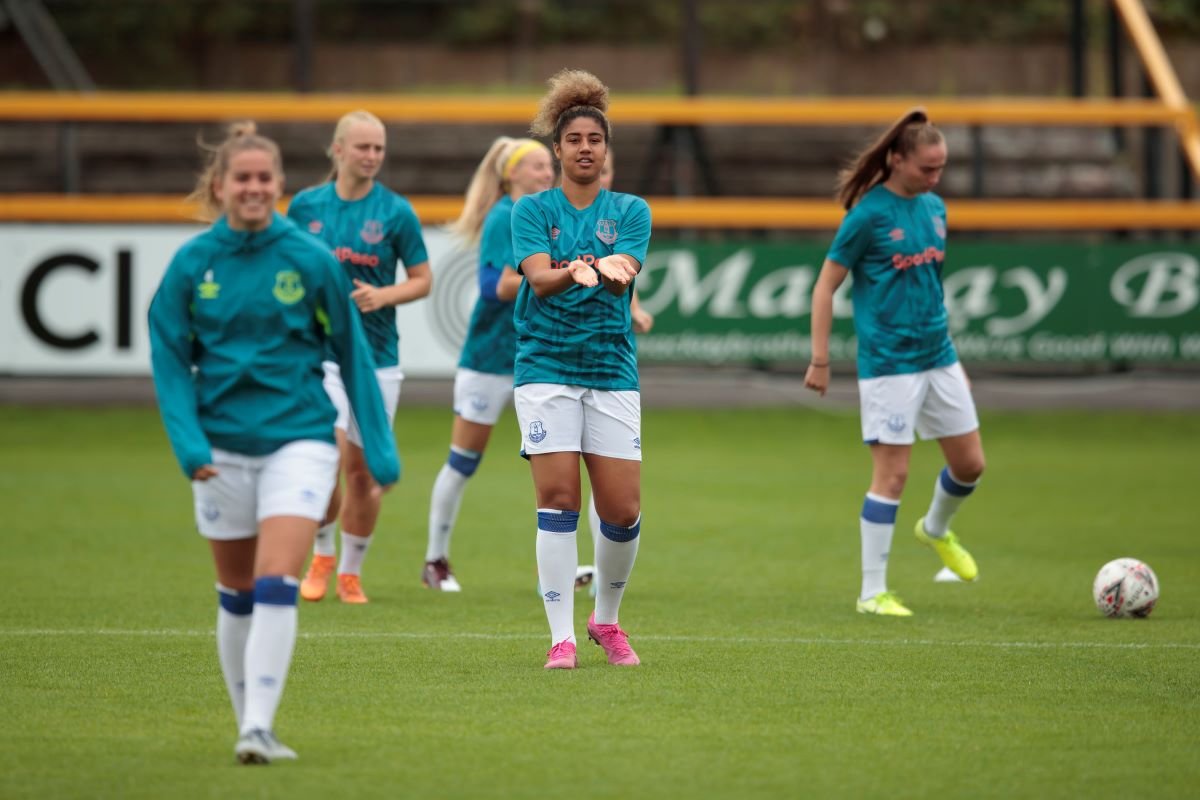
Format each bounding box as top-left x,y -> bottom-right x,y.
0,92 -> 1190,127
4,3 -> 1199,233
3,194 -> 1199,230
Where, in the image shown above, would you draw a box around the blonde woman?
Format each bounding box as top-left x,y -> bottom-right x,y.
150,122 -> 397,762
288,110 -> 432,605
423,136 -> 555,591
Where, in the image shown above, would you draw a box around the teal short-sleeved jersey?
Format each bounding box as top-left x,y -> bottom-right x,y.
827,184 -> 957,379
287,182 -> 429,368
148,213 -> 400,487
510,187 -> 651,390
459,196 -> 518,375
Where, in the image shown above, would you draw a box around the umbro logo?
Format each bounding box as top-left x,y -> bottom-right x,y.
544,590 -> 561,602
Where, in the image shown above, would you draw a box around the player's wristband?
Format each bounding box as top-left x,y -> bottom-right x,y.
810,360 -> 829,368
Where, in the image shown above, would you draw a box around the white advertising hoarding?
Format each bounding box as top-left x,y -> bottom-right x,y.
0,224 -> 476,377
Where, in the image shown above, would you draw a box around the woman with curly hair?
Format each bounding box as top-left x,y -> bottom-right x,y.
511,69 -> 651,669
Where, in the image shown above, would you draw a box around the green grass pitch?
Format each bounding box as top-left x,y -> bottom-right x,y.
1,403 -> 1197,799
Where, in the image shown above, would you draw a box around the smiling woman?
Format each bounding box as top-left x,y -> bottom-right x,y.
186,122 -> 284,229
149,120 -> 398,764
511,69 -> 652,670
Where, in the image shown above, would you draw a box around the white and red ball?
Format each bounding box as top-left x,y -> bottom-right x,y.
1093,558 -> 1159,618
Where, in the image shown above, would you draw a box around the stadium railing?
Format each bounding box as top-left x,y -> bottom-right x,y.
1,94 -> 1197,230
3,192 -> 1199,231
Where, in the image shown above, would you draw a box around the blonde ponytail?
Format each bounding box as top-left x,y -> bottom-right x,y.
450,136 -> 547,244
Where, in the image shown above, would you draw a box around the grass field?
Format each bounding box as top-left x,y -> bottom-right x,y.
1,403 -> 1198,799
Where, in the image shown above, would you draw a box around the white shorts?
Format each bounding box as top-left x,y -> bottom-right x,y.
514,383 -> 642,461
858,362 -> 980,445
453,367 -> 513,426
192,440 -> 340,540
322,361 -> 402,448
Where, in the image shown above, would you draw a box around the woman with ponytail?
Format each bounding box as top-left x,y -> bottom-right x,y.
805,108 -> 986,617
512,69 -> 651,670
150,122 -> 398,763
422,136 -> 555,591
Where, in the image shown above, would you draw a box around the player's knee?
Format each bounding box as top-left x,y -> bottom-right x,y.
879,470 -> 908,497
344,462 -> 374,496
951,456 -> 985,484
538,487 -> 579,511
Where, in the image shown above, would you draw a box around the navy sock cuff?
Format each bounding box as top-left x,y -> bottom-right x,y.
599,516 -> 641,542
216,584 -> 254,615
537,509 -> 580,533
939,466 -> 977,497
448,446 -> 482,477
253,575 -> 299,606
861,494 -> 899,524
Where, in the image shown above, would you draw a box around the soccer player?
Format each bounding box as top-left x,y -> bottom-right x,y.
804,108 -> 986,617
288,110 -> 432,605
423,136 -> 555,591
513,69 -> 652,669
149,122 -> 399,763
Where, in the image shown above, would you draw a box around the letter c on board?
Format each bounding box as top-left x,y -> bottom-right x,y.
20,253 -> 101,349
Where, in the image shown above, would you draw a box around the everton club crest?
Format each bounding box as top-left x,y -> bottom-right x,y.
360,220 -> 384,245
595,218 -> 618,245
932,215 -> 946,239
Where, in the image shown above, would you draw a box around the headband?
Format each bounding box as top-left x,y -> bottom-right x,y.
502,141 -> 544,180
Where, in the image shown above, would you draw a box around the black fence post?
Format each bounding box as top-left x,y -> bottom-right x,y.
293,0 -> 316,93
1107,1 -> 1125,150
1070,0 -> 1087,97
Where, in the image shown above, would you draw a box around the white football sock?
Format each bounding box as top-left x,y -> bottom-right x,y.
536,509 -> 579,645
593,515 -> 640,625
923,467 -> 978,537
427,462 -> 469,561
860,493 -> 899,601
338,531 -> 371,576
313,522 -> 337,557
241,576 -> 298,735
215,584 -> 252,729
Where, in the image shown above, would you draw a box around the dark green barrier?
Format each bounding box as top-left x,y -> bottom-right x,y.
635,242 -> 1200,364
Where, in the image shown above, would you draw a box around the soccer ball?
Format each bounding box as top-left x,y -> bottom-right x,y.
1092,558 -> 1159,618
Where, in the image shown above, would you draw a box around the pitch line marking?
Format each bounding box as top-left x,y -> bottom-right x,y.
1,628 -> 1197,650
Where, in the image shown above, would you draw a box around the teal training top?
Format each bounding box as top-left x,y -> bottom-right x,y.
459,196 -> 517,375
510,187 -> 651,390
287,181 -> 429,368
826,184 -> 958,379
148,213 -> 400,486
